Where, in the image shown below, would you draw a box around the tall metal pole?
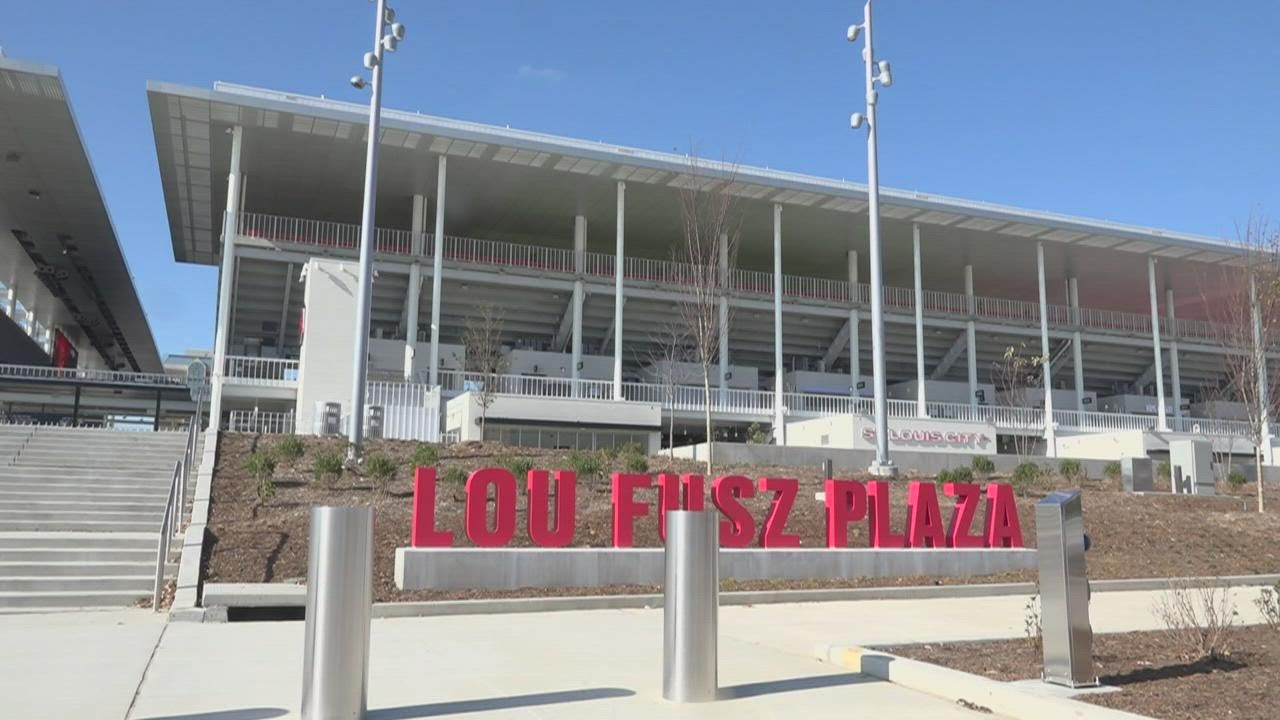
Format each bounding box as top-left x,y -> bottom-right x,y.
856,0 -> 894,476
912,223 -> 926,417
209,125 -> 243,432
349,0 -> 391,457
1037,242 -> 1057,457
1146,257 -> 1168,431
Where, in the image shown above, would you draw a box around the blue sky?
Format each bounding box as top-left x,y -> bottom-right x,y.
4,1 -> 1278,358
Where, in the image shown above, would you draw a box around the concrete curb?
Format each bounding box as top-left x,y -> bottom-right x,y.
171,429 -> 218,611
815,645 -> 1150,720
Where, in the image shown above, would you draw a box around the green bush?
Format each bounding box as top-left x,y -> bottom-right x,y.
1012,462 -> 1042,488
1228,470 -> 1248,487
1058,458 -> 1085,482
313,451 -> 344,484
1157,460 -> 1171,480
622,452 -> 649,473
505,456 -> 536,479
566,449 -> 604,480
364,454 -> 397,494
1103,461 -> 1122,481
245,451 -> 277,502
937,466 -> 973,485
275,435 -> 304,461
440,465 -> 468,485
970,456 -> 996,477
746,422 -> 769,444
411,444 -> 440,468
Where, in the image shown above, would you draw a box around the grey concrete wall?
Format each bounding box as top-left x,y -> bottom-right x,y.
395,547 -> 1036,591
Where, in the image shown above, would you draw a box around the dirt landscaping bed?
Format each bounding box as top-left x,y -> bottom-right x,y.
888,628 -> 1280,719
203,434 -> 1280,603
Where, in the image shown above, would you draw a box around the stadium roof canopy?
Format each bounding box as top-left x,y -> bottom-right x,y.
1,56 -> 161,371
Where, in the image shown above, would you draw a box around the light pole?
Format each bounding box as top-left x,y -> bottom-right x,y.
848,0 -> 896,477
348,0 -> 406,459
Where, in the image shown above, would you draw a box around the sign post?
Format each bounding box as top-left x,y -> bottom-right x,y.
663,509 -> 718,703
1035,490 -> 1097,688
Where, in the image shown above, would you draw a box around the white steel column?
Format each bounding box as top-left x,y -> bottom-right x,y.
428,156 -> 446,387
404,194 -> 425,381
1166,287 -> 1182,426
278,262 -> 294,352
1147,257 -> 1168,431
1069,277 -> 1085,412
1036,242 -> 1057,457
773,204 -> 785,445
209,125 -> 244,429
964,264 -> 977,408
848,251 -> 861,393
718,233 -> 729,404
1250,274 -> 1272,463
613,181 -> 625,400
912,224 -> 926,417
572,215 -> 586,397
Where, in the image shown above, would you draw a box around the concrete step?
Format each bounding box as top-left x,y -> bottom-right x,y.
0,561 -> 176,577
0,509 -> 162,523
0,547 -> 160,562
0,519 -> 163,533
0,488 -> 169,502
0,475 -> 176,489
1,499 -> 167,513
14,457 -> 182,470
0,575 -> 155,592
0,532 -> 162,550
0,466 -> 177,479
0,590 -> 148,609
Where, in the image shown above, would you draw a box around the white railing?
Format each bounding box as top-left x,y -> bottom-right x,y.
236,211 -> 1236,342
226,410 -> 296,434
0,363 -> 185,387
1170,415 -> 1251,437
367,380 -> 441,442
223,356 -> 299,386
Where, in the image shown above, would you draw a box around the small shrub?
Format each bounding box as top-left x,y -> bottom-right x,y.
970,456 -> 995,477
440,465 -> 468,485
1256,580 -> 1280,632
1228,470 -> 1248,487
411,444 -> 439,468
935,468 -> 953,485
1011,462 -> 1042,489
1058,458 -> 1085,482
1154,581 -> 1237,660
622,452 -> 649,473
276,435 -> 304,461
313,451 -> 344,485
566,449 -> 603,480
364,454 -> 397,494
1024,592 -> 1042,652
505,456 -> 535,479
1157,460 -> 1171,480
746,422 -> 769,444
1103,461 -> 1122,481
937,466 -> 972,485
245,451 -> 277,502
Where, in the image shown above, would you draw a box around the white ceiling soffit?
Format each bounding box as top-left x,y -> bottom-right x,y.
552,155 -> 610,175
912,210 -> 964,226
878,205 -> 920,219
722,181 -> 774,199
494,146 -> 551,168
611,165 -> 668,183
1152,246 -> 1197,258
428,136 -> 487,158
955,217 -> 1007,232
820,197 -> 867,212
998,223 -> 1049,238
1075,235 -> 1125,248
771,189 -> 823,206
1039,229 -> 1088,243
667,173 -> 720,191
1114,240 -> 1160,253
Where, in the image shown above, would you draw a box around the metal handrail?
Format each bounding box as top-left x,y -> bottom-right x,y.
152,459 -> 181,612
0,363 -> 186,388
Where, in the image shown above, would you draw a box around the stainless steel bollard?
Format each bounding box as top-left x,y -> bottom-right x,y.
1036,491 -> 1097,688
663,509 -> 719,703
302,506 -> 373,720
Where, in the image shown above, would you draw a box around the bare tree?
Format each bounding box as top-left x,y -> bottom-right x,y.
1205,214 -> 1280,512
462,303 -> 509,439
1195,380 -> 1241,486
990,342 -> 1047,462
673,154 -> 743,474
641,323 -> 694,459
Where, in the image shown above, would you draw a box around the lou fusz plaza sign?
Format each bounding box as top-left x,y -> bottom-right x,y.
409,467 -> 1024,549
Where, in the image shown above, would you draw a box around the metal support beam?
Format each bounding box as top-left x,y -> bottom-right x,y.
278,262 -> 294,353
1147,257 -> 1168,431
1166,287 -> 1182,425
772,204 -> 786,444
429,156 -> 447,387
153,390 -> 162,432
404,194 -> 425,381
718,232 -> 729,403
965,264 -> 977,408
572,215 -> 586,397
848,251 -> 861,392
551,300 -> 575,352
1037,242 -> 1057,457
208,124 -> 244,429
822,320 -> 851,373
930,332 -> 968,380
600,298 -> 625,354
912,224 -> 926,417
1049,339 -> 1073,374
1070,277 -> 1086,411
614,181 -> 625,400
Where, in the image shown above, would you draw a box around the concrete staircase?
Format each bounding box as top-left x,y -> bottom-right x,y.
0,425 -> 194,609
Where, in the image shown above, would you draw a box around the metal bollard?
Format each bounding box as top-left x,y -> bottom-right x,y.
1036,491 -> 1097,688
302,506 -> 373,720
663,509 -> 719,703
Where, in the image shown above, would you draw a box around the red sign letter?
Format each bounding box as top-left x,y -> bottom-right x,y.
944,482 -> 984,548
906,481 -> 945,548
656,473 -> 706,541
758,477 -> 801,548
611,473 -> 652,548
711,475 -> 755,548
866,480 -> 906,548
824,479 -> 867,548
527,469 -> 576,548
464,468 -> 517,547
984,482 -> 1024,548
410,467 -> 454,547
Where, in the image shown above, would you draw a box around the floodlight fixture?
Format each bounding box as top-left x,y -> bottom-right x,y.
846,24 -> 861,42
849,112 -> 864,129
391,22 -> 406,40
350,75 -> 367,89
877,60 -> 893,87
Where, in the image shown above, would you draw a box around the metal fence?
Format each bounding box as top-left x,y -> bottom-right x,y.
227,410 -> 296,434
223,356 -> 299,386
366,381 -> 440,442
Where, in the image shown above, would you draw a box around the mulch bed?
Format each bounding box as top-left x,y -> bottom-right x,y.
889,628 -> 1280,719
203,434 -> 1280,603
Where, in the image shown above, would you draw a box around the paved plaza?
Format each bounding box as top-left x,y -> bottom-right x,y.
2,586 -> 1270,719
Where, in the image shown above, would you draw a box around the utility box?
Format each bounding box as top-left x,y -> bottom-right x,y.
365,405 -> 384,440
1121,457 -> 1152,493
1036,490 -> 1096,688
314,401 -> 342,436
1169,440 -> 1214,496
